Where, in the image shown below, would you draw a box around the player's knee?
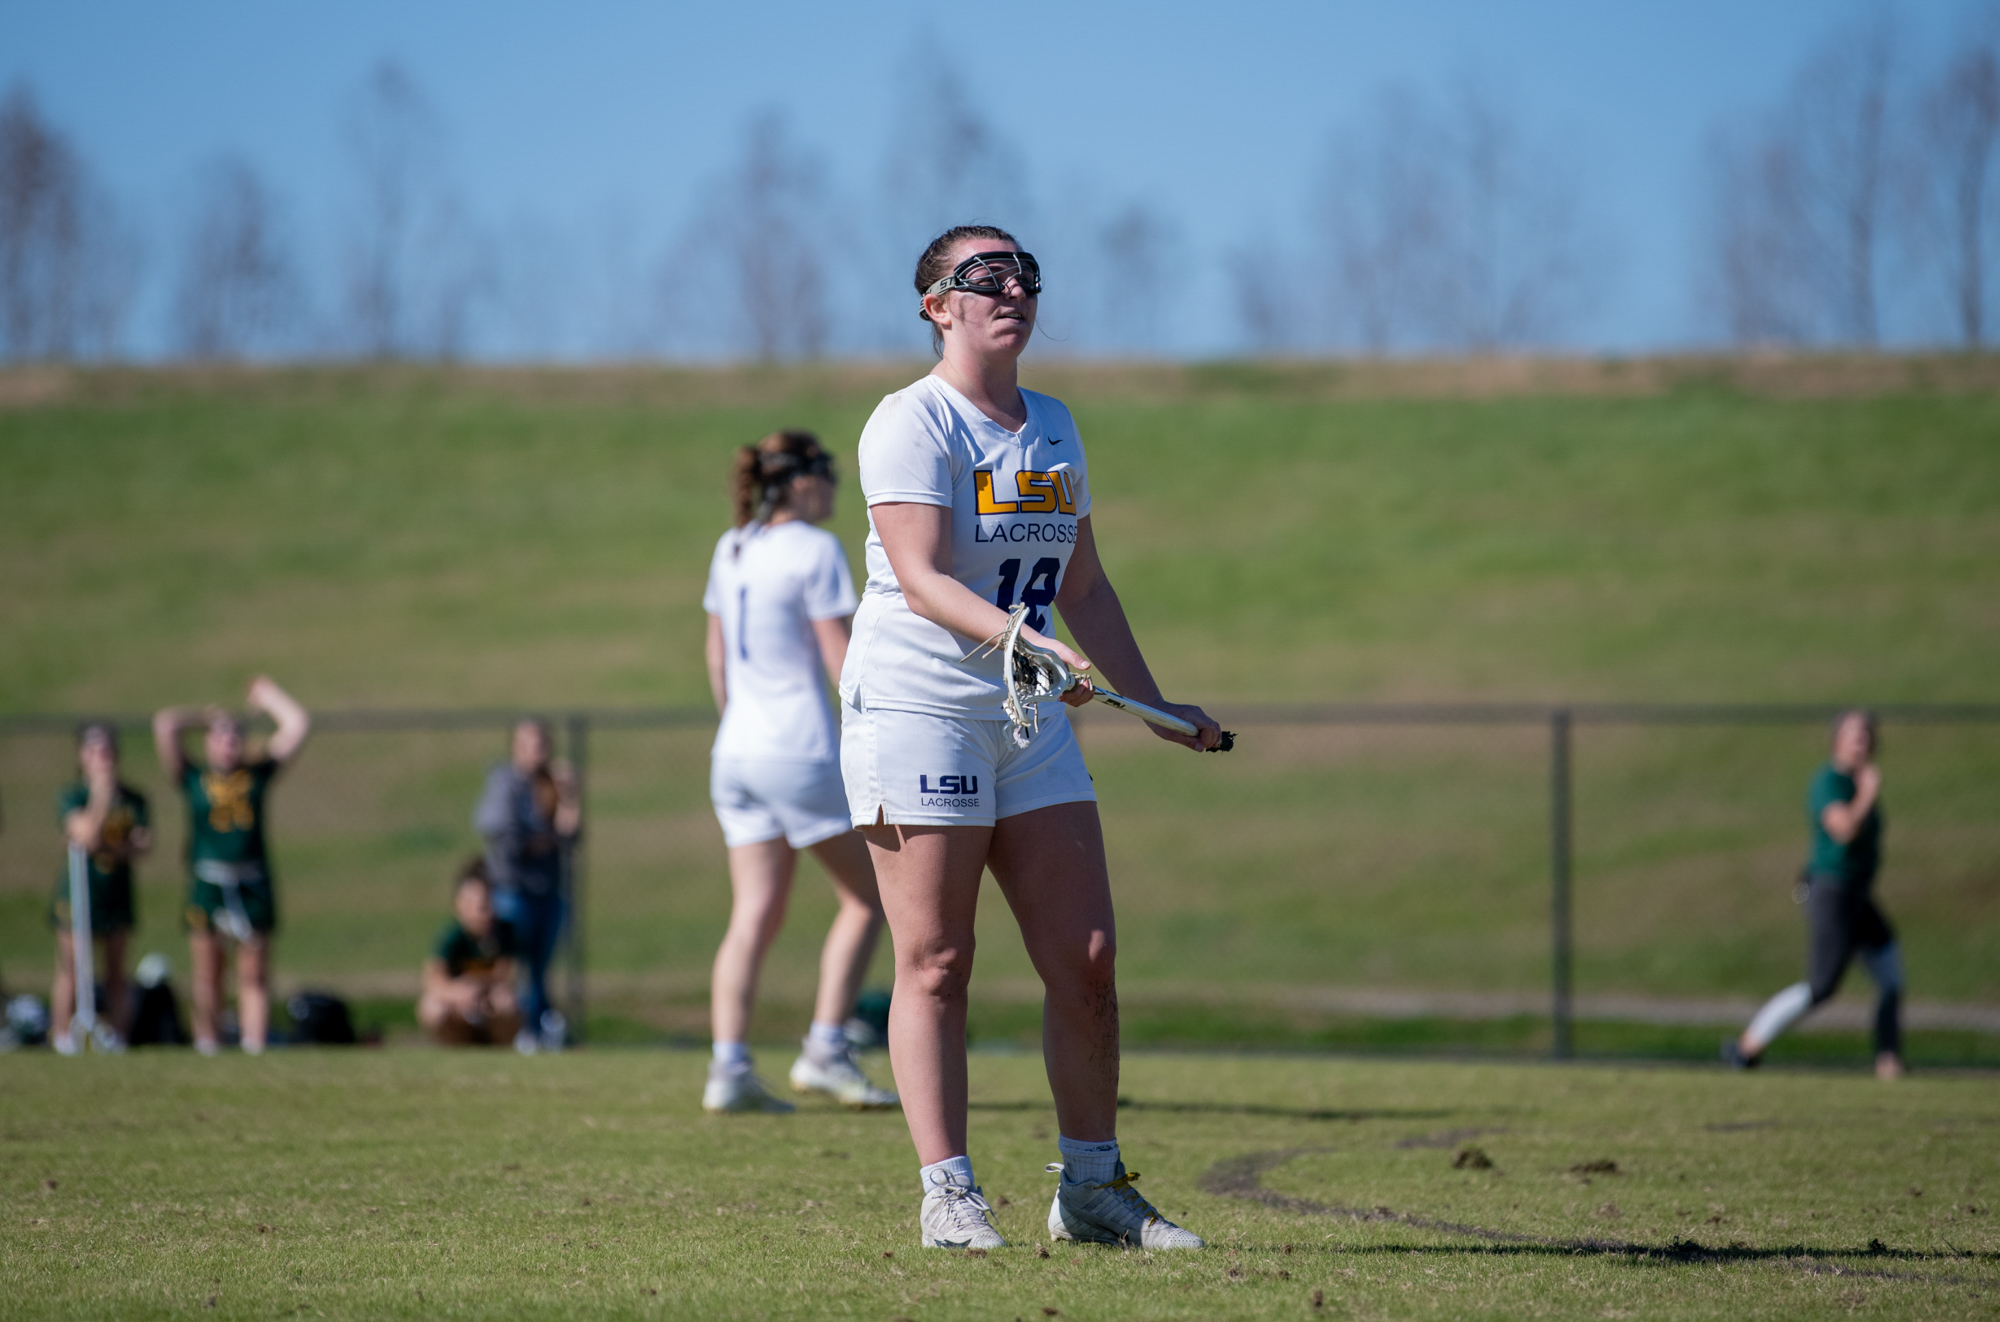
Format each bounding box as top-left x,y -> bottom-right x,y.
1863,943 -> 1904,996
903,944 -> 974,1002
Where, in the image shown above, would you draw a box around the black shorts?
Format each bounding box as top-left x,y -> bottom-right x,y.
1806,874 -> 1893,1003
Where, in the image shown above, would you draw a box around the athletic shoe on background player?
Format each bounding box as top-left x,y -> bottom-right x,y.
919,1179 -> 1006,1249
538,1009 -> 567,1054
703,1062 -> 797,1114
1045,1162 -> 1204,1249
1720,1039 -> 1759,1070
789,1039 -> 899,1109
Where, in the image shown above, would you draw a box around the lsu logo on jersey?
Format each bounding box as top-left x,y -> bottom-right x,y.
975,469 -> 1078,516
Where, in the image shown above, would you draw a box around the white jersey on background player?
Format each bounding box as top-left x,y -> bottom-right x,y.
699,432 -> 897,1117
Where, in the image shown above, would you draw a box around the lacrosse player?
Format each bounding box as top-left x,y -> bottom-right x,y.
154,676 -> 310,1055
49,722 -> 151,1053
700,430 -> 897,1114
840,225 -> 1225,1250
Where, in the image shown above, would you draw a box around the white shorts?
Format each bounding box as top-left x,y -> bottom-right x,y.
840,700 -> 1096,828
709,756 -> 854,849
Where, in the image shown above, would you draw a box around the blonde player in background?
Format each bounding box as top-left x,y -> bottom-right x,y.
842,225 -> 1224,1250
700,431 -> 897,1114
153,675 -> 311,1056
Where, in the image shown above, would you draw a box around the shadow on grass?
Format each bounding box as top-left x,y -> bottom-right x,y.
1204,1147 -> 1997,1282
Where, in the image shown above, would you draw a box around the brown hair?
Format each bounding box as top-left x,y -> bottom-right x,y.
454,855 -> 492,895
75,721 -> 118,754
730,430 -> 826,528
1832,708 -> 1879,754
914,224 -> 1020,354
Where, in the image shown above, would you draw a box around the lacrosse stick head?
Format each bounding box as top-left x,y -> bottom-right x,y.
984,605 -> 1077,747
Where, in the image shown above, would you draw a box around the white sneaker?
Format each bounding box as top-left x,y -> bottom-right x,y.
89,1023 -> 127,1054
52,1029 -> 79,1057
1046,1161 -> 1204,1250
919,1179 -> 1007,1249
789,1042 -> 899,1109
538,1010 -> 567,1053
514,1028 -> 538,1056
702,1062 -> 796,1114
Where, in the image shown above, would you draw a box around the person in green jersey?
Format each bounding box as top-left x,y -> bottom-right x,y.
49,722 -> 152,1053
419,858 -> 523,1046
1727,710 -> 1905,1079
153,675 -> 311,1056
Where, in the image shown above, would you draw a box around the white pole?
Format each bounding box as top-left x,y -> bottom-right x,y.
67,842 -> 96,1047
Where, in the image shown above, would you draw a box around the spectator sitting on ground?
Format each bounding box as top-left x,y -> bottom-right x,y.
419,859 -> 522,1047
473,718 -> 580,1054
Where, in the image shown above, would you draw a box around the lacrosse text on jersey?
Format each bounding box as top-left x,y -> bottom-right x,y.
845,376 -> 1092,720
918,773 -> 982,808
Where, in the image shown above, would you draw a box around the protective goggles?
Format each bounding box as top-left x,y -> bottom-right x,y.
925,250 -> 1042,300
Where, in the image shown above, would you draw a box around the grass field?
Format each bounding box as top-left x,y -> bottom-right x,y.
2,360 -> 1997,1049
3,1048 -> 1996,1320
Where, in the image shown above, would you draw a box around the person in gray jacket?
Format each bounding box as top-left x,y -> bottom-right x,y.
474,718 -> 580,1053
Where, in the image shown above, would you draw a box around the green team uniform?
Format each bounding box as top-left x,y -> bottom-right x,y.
433,919 -> 519,980
180,759 -> 281,937
1807,762 -> 1882,889
47,782 -> 149,935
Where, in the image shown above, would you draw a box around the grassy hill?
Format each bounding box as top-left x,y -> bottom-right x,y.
2,359 -> 1996,1037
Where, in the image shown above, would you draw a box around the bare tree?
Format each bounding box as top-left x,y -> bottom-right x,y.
1224,234 -> 1298,354
1702,14 -> 1901,346
0,83 -> 138,361
338,61 -> 488,359
1313,77 -> 1602,353
1095,202 -> 1176,355
1914,23 -> 1999,346
666,111 -> 832,361
170,156 -> 299,360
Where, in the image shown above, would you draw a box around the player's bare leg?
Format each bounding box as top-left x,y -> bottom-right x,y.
188,929 -> 224,1053
987,801 -> 1119,1142
791,830 -> 896,1107
51,931 -> 79,1045
864,823 -> 991,1163
237,939 -> 270,1054
704,838 -> 798,1113
100,931 -> 130,1040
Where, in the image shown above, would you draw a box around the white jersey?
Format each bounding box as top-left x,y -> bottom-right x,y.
702,520 -> 858,762
840,375 -> 1092,719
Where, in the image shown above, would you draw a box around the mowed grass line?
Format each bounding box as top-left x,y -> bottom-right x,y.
2,1050 -> 1995,1320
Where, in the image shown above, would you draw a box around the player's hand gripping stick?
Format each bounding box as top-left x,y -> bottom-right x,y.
980,606 -> 1235,752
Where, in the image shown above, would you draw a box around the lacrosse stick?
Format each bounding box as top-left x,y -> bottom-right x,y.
979,605 -> 1235,752
66,842 -> 97,1048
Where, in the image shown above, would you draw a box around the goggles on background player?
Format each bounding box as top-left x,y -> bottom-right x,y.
925,250 -> 1042,300
760,449 -> 836,490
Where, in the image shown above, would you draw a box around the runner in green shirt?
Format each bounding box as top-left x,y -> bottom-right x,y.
418,859 -> 522,1046
154,676 -> 311,1057
48,722 -> 152,1053
1727,710 -> 1904,1079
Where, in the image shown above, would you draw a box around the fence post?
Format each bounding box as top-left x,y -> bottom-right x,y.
565,713 -> 589,1044
1549,707 -> 1574,1059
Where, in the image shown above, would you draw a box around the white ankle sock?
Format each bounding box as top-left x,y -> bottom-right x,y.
919,1155 -> 975,1194
807,1020 -> 847,1052
1057,1135 -> 1119,1184
712,1040 -> 751,1067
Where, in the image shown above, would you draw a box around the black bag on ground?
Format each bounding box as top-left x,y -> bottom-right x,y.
286,992 -> 356,1045
126,980 -> 189,1046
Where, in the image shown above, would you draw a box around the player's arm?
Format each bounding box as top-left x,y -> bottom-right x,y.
421,957 -> 476,1011
151,706 -> 208,780
1821,763 -> 1882,843
705,613 -> 728,715
1055,515 -> 1223,752
248,675 -> 311,766
63,782 -> 114,849
871,501 -> 1090,672
811,615 -> 851,686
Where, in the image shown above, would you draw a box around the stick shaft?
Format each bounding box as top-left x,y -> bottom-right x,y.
67,843 -> 95,1035
1087,689 -> 1198,736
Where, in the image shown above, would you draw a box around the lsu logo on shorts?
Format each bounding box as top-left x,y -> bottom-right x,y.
918,773 -> 981,809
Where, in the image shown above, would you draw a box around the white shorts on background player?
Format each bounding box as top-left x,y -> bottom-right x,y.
702,521 -> 859,848
841,700 -> 1095,828
711,756 -> 853,848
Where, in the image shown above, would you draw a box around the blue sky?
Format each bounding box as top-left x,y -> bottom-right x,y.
0,0 -> 1944,356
